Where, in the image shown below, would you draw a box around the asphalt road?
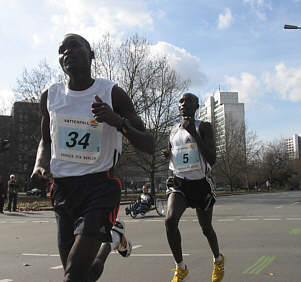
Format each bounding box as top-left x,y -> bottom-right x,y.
0,191 -> 300,282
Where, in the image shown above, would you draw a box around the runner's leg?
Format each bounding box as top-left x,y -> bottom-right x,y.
64,235 -> 102,282
165,192 -> 187,263
196,206 -> 220,258
88,242 -> 111,282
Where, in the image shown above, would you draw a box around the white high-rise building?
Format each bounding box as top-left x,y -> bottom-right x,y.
285,134 -> 301,160
199,91 -> 245,155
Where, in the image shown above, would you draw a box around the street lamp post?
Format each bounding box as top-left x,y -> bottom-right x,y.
284,24 -> 301,29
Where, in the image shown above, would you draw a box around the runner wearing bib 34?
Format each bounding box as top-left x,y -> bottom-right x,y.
30,33 -> 154,282
162,93 -> 225,282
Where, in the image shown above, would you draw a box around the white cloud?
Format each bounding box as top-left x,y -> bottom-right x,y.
32,34 -> 41,46
263,63 -> 301,102
218,8 -> 232,30
224,72 -> 263,103
150,41 -> 207,88
243,0 -> 272,20
224,63 -> 301,104
155,9 -> 166,20
49,0 -> 154,42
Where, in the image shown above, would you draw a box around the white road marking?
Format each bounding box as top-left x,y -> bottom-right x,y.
275,206 -> 283,208
132,245 -> 142,249
0,279 -> 14,282
131,254 -> 189,257
11,221 -> 26,223
50,265 -> 63,270
290,202 -> 300,206
4,216 -> 301,227
50,253 -> 190,270
32,220 -> 50,223
22,253 -> 49,256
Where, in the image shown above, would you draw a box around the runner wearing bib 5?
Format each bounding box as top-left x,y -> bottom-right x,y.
162,93 -> 225,282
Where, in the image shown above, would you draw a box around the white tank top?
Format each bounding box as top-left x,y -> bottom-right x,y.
169,120 -> 211,180
47,78 -> 122,178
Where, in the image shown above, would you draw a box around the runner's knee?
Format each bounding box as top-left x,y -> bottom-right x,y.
201,224 -> 215,238
165,215 -> 179,231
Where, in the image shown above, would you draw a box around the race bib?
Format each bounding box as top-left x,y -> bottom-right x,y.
171,143 -> 201,173
53,113 -> 103,164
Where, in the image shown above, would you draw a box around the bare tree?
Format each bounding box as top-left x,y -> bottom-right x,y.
14,60 -> 60,102
92,34 -> 190,193
214,118 -> 247,191
124,57 -> 189,194
260,139 -> 292,188
92,33 -> 119,81
0,94 -> 14,115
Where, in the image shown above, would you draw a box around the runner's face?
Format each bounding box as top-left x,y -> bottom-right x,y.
58,35 -> 92,76
178,94 -> 198,118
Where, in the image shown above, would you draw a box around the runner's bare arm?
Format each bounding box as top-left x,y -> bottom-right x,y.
161,141 -> 172,160
196,121 -> 216,166
181,118 -> 216,166
31,89 -> 51,185
91,85 -> 154,155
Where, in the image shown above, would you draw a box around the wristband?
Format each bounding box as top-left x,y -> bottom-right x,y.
117,118 -> 129,135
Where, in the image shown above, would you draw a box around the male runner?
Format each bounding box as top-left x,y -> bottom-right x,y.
162,93 -> 224,282
31,33 -> 154,282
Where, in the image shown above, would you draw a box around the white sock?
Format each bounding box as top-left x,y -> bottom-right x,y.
214,254 -> 222,263
176,261 -> 185,270
110,230 -> 121,251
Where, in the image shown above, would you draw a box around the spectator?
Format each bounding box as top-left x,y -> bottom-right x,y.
266,179 -> 271,192
7,174 -> 19,212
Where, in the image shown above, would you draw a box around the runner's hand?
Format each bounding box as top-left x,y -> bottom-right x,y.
30,168 -> 49,189
181,117 -> 197,137
91,95 -> 123,128
161,149 -> 170,160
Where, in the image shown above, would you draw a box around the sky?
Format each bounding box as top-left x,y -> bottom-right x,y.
0,0 -> 301,143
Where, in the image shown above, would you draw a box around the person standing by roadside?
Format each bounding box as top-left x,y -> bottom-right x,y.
0,175 -> 6,213
162,93 -> 224,282
7,174 -> 19,212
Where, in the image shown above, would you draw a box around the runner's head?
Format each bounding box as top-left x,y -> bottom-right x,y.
58,33 -> 95,76
178,93 -> 199,118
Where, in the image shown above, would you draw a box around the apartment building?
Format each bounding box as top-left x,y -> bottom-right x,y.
199,91 -> 245,155
285,134 -> 301,160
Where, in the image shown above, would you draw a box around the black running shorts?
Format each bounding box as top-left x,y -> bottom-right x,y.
51,171 -> 121,248
166,176 -> 216,210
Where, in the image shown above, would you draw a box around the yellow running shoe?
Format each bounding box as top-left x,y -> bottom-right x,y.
171,265 -> 189,282
212,254 -> 225,282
